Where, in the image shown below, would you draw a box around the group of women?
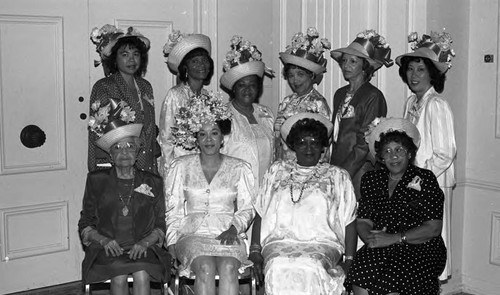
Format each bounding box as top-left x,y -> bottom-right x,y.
80,24 -> 456,295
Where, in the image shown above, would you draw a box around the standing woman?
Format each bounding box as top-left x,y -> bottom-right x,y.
396,31 -> 456,280
164,92 -> 255,295
89,25 -> 158,173
220,35 -> 275,186
275,27 -> 332,162
159,31 -> 214,176
330,29 -> 393,200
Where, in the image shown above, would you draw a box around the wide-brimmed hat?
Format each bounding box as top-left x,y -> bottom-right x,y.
89,98 -> 143,153
163,31 -> 211,74
279,27 -> 331,75
365,117 -> 420,159
395,31 -> 455,74
331,29 -> 393,71
90,25 -> 150,61
280,112 -> 333,141
220,35 -> 273,90
96,121 -> 143,152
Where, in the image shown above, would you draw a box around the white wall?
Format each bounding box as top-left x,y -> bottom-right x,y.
456,0 -> 500,294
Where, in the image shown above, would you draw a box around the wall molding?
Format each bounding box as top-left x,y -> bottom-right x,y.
459,178 -> 500,192
496,2 -> 500,137
0,201 -> 69,261
491,211 -> 500,266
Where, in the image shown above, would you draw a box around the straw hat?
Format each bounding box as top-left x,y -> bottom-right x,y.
96,121 -> 143,153
280,112 -> 333,141
365,117 -> 420,159
279,27 -> 331,75
331,29 -> 393,71
90,25 -> 150,61
163,32 -> 211,74
220,35 -> 273,89
395,31 -> 455,74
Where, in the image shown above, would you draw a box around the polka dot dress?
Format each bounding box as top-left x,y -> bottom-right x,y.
346,165 -> 446,295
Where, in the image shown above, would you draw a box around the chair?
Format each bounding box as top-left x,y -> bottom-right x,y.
84,275 -> 169,294
172,266 -> 256,295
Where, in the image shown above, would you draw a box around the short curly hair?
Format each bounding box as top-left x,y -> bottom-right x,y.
374,130 -> 418,164
285,118 -> 329,151
103,37 -> 149,77
398,56 -> 446,93
177,48 -> 214,85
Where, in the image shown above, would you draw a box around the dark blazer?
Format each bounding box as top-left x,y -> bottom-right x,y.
88,72 -> 158,173
78,168 -> 170,283
330,82 -> 387,199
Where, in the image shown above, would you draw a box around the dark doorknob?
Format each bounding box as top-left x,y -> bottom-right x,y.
20,125 -> 46,148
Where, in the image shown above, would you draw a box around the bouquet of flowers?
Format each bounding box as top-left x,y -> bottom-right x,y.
285,27 -> 331,58
171,91 -> 232,150
357,29 -> 390,49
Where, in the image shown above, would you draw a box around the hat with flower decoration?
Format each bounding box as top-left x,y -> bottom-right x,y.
220,35 -> 274,90
162,30 -> 211,74
396,30 -> 456,74
279,27 -> 331,75
88,98 -> 143,152
171,91 -> 232,150
280,112 -> 333,141
331,29 -> 393,71
90,25 -> 150,65
365,117 -> 420,159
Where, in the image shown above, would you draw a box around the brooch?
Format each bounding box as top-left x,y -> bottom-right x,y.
134,184 -> 155,197
407,176 -> 422,191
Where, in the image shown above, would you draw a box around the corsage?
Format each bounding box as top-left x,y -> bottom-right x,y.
407,176 -> 422,191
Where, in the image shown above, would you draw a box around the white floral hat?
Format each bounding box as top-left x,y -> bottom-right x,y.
280,112 -> 333,141
163,31 -> 211,74
220,36 -> 274,90
90,25 -> 150,64
88,98 -> 143,152
331,29 -> 393,71
279,27 -> 331,74
171,91 -> 232,150
395,30 -> 456,74
365,117 -> 420,159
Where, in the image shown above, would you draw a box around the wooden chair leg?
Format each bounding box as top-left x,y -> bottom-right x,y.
250,268 -> 256,295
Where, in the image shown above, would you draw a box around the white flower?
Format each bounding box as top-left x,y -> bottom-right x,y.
134,184 -> 154,197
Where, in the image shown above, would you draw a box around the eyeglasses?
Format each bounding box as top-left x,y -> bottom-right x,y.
111,142 -> 138,153
382,146 -> 407,158
294,138 -> 323,150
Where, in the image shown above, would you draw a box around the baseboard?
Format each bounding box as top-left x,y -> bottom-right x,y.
5,281 -> 82,295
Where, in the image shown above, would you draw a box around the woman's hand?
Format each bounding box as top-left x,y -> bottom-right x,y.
365,227 -> 400,248
128,241 -> 149,260
168,245 -> 178,268
248,251 -> 264,286
215,225 -> 240,245
102,239 -> 123,257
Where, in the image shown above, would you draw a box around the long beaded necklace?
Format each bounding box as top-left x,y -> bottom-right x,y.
289,168 -> 317,204
119,179 -> 134,217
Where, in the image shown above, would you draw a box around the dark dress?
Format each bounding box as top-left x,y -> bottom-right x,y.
88,73 -> 158,174
78,168 -> 170,283
346,165 -> 446,295
330,82 -> 387,199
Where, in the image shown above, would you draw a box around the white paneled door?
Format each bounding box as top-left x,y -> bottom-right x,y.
0,0 -> 194,293
0,0 -> 89,293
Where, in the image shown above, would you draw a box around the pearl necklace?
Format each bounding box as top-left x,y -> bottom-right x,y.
289,170 -> 317,204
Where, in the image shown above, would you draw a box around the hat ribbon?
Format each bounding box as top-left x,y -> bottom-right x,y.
418,41 -> 442,58
373,46 -> 394,67
352,37 -> 375,58
292,48 -> 327,67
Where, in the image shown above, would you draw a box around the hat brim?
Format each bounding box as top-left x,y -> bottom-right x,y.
330,47 -> 383,70
280,113 -> 333,141
395,48 -> 449,74
102,34 -> 150,58
167,34 -> 211,74
96,123 -> 143,153
279,53 -> 326,75
220,61 -> 265,89
366,118 -> 420,159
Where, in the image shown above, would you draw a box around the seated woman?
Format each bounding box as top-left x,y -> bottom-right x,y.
250,113 -> 357,295
164,92 -> 255,295
346,118 -> 446,295
79,99 -> 169,295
